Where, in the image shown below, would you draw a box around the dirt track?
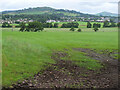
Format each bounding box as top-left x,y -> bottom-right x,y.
3,48 -> 119,89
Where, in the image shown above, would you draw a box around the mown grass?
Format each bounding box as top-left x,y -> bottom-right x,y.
44,27 -> 118,32
2,27 -> 118,87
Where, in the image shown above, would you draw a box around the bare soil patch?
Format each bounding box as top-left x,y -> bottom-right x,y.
3,48 -> 119,89
73,48 -> 118,88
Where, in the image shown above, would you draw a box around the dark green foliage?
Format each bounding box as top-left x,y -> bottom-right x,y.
25,27 -> 30,32
110,22 -> 117,27
15,21 -> 20,24
54,23 -> 58,28
61,24 -> 66,28
93,23 -> 101,28
2,14 -> 60,23
2,22 -> 7,27
43,23 -> 53,28
43,23 -> 49,28
94,27 -> 99,32
61,22 -> 79,28
19,21 -> 44,32
19,22 -> 26,32
78,28 -> 82,32
2,22 -> 12,28
103,20 -> 110,27
70,27 -> 75,31
87,22 -> 92,28
117,22 -> 120,27
27,21 -> 44,32
19,28 -> 24,32
103,20 -> 117,27
49,23 -> 53,28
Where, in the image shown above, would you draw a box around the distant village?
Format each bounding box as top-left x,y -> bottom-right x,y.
0,16 -> 118,24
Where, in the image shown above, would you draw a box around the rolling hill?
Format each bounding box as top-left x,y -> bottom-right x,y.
2,7 -> 95,17
96,12 -> 117,17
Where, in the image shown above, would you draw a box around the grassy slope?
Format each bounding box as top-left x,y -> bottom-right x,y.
19,12 -> 79,16
2,7 -> 82,17
2,9 -> 79,16
2,28 -> 118,87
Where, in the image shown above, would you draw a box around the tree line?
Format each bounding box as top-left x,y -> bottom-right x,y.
2,21 -> 120,33
87,20 -> 118,28
61,22 -> 79,28
2,14 -> 61,23
19,21 -> 43,32
2,21 -> 120,29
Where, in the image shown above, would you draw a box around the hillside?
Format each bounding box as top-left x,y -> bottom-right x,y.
96,12 -> 117,17
2,7 -> 95,17
2,7 -> 55,15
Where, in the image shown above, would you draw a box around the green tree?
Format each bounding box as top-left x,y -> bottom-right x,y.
2,22 -> 12,28
94,27 -> 99,32
93,23 -> 101,28
70,27 -> 75,31
19,22 -> 26,32
54,23 -> 58,28
2,22 -> 7,27
25,27 -> 30,32
78,28 -> 82,32
61,22 -> 79,28
103,20 -> 110,27
117,22 -> 120,27
87,22 -> 92,28
110,22 -> 116,27
27,21 -> 44,32
61,23 -> 67,28
49,23 -> 53,28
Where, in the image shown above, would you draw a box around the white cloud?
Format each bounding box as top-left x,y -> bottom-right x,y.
0,0 -> 119,14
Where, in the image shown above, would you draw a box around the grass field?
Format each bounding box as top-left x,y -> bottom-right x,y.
2,27 -> 118,87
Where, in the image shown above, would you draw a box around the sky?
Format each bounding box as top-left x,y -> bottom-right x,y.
0,0 -> 119,14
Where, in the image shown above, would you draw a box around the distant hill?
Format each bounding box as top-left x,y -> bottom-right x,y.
2,7 -> 55,15
2,7 -> 95,17
96,12 -> 117,17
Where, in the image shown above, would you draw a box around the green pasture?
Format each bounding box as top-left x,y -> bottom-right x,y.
2,27 -> 118,87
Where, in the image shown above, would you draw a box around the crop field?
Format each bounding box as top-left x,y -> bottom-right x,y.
2,27 -> 118,88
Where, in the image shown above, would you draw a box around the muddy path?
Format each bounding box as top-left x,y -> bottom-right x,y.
73,48 -> 118,88
3,48 -> 119,89
73,48 -> 118,66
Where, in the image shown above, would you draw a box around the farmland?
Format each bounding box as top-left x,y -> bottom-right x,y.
1,21 -> 107,28
2,27 -> 118,88
53,21 -> 104,28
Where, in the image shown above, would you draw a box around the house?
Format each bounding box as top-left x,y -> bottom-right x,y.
46,20 -> 56,23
